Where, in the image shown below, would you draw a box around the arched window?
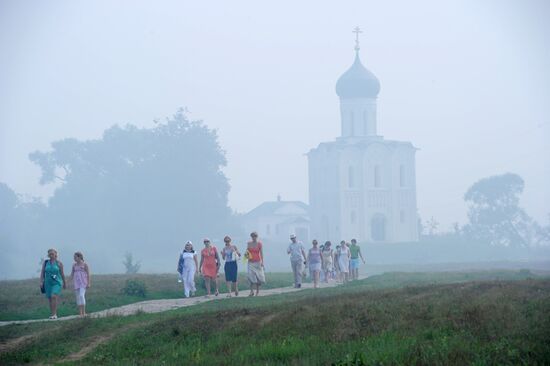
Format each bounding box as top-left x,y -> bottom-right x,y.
399,164 -> 406,187
363,110 -> 368,135
348,166 -> 354,188
374,165 -> 381,188
350,111 -> 355,136
266,224 -> 271,235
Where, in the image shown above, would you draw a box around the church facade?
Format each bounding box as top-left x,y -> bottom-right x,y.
307,40 -> 419,243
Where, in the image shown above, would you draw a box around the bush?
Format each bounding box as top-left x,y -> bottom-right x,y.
122,279 -> 147,297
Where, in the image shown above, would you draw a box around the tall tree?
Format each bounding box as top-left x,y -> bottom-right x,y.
464,173 -> 540,246
29,110 -> 239,271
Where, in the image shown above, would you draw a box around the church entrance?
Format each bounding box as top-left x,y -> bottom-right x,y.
371,214 -> 386,241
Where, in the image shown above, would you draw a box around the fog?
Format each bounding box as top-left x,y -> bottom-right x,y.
1,1 -> 549,279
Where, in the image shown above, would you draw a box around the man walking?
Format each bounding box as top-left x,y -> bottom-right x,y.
349,238 -> 365,280
287,234 -> 307,288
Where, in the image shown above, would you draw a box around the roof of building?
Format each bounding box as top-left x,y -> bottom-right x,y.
307,138 -> 417,155
244,200 -> 309,219
335,52 -> 380,99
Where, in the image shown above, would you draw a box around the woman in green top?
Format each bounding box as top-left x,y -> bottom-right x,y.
40,248 -> 67,319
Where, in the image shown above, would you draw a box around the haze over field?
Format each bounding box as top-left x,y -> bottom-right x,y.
0,1 -> 549,279
1,0 -> 549,227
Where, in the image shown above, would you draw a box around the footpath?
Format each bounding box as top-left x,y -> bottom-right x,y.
0,277 -> 357,327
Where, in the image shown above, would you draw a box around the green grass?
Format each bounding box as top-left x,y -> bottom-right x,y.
1,270 -> 549,365
0,272 -> 294,321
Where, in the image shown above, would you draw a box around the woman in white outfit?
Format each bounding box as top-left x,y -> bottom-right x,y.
337,242 -> 351,284
177,241 -> 198,297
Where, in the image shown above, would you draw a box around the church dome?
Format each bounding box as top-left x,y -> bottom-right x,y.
335,53 -> 380,98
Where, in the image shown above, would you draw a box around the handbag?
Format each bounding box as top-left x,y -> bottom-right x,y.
40,283 -> 45,294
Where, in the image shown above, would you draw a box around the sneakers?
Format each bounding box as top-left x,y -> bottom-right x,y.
48,315 -> 57,320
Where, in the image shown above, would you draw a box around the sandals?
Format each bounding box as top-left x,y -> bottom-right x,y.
248,291 -> 255,297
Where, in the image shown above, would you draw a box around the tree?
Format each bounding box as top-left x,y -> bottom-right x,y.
28,109 -> 239,269
464,173 -> 539,246
123,252 -> 141,274
426,216 -> 439,236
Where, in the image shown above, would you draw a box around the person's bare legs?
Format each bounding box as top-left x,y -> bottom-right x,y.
204,277 -> 211,296
235,280 -> 239,296
226,281 -> 232,297
49,295 -> 58,318
255,283 -> 260,296
214,277 -> 219,296
314,271 -> 320,288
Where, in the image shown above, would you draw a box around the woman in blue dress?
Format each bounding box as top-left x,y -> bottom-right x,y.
221,236 -> 241,297
40,248 -> 66,319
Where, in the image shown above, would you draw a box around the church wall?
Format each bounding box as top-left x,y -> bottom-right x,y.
339,98 -> 377,137
308,146 -> 342,243
338,147 -> 365,241
362,143 -> 394,242
389,145 -> 419,242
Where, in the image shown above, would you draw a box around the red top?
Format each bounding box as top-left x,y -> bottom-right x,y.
247,241 -> 263,262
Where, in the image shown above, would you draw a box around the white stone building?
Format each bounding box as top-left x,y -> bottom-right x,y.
307,39 -> 419,243
242,197 -> 310,243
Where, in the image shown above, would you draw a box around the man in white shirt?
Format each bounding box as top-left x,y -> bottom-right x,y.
287,234 -> 307,288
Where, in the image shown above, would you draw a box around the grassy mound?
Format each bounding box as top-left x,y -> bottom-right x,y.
1,271 -> 549,365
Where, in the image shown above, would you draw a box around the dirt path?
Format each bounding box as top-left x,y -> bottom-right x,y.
0,278 -> 354,327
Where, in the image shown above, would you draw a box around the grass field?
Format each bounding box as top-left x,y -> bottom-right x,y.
1,270 -> 549,365
0,272 -> 294,321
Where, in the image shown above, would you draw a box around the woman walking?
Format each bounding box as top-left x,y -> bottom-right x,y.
70,252 -> 90,316
178,241 -> 198,297
221,236 -> 241,297
199,238 -> 220,297
246,232 -> 265,296
307,240 -> 322,289
321,241 -> 334,283
338,241 -> 351,284
40,248 -> 66,319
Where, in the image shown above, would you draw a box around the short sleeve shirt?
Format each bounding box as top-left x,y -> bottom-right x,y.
287,241 -> 305,261
350,244 -> 361,259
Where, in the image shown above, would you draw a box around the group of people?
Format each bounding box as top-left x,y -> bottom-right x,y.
40,248 -> 91,319
176,232 -> 266,298
38,232 -> 364,319
287,235 -> 365,289
177,232 -> 365,299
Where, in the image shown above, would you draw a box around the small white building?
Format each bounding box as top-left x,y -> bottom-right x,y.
307,37 -> 419,243
242,197 -> 310,243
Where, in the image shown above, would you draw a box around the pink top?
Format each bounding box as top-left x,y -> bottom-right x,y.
73,263 -> 88,289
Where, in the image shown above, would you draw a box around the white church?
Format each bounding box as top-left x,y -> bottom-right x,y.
307,30 -> 419,243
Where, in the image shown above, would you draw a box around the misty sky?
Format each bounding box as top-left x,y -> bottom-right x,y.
1,0 -> 549,230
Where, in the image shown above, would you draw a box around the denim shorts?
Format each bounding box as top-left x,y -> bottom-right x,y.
350,258 -> 361,270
